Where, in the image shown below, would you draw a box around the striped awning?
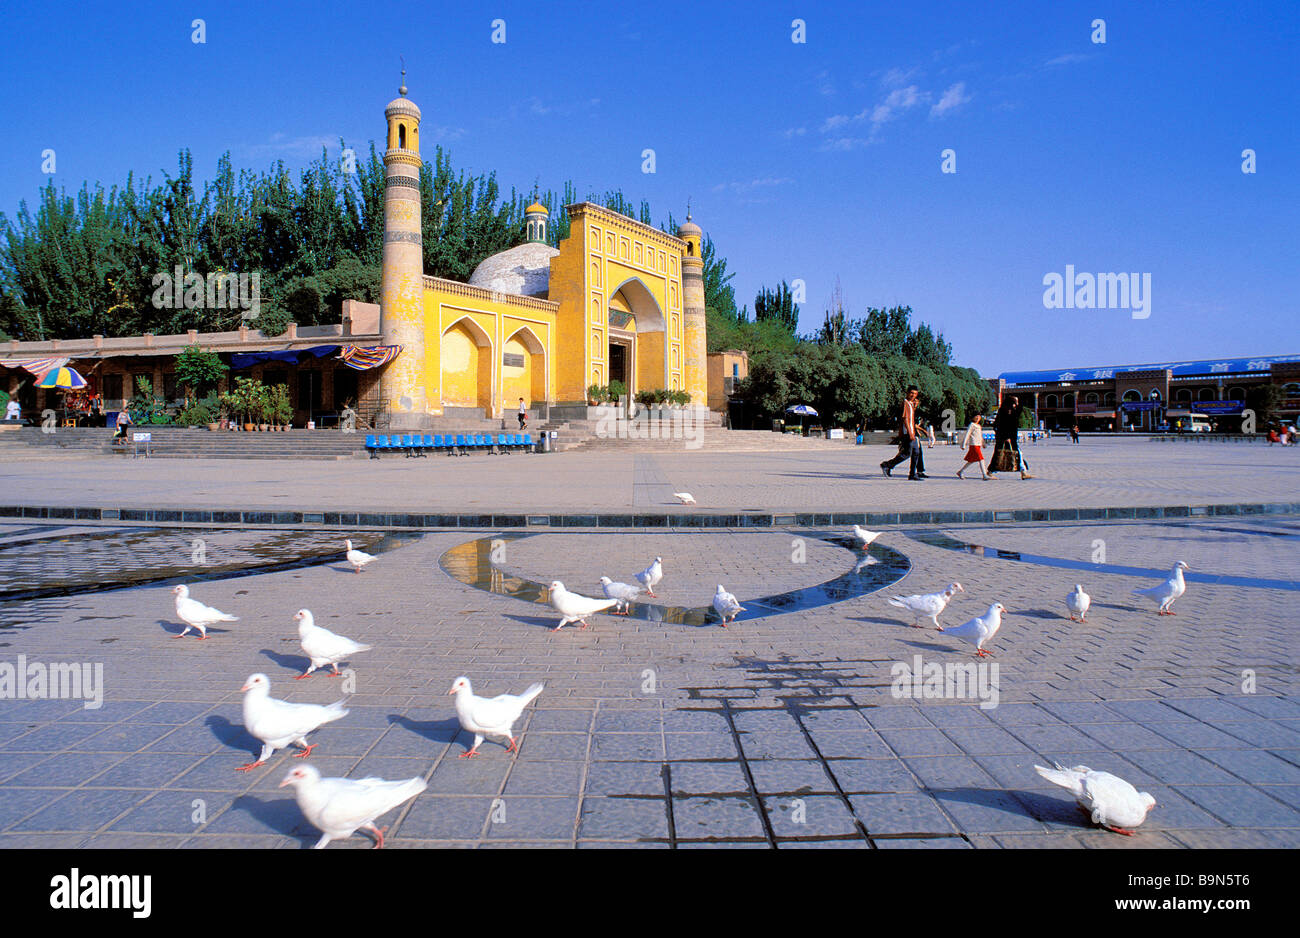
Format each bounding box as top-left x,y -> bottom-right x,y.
338,345 -> 402,370
0,357 -> 70,379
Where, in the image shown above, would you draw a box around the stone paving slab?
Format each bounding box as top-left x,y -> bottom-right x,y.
0,514 -> 1296,848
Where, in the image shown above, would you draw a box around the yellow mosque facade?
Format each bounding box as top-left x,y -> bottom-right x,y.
377,85 -> 709,427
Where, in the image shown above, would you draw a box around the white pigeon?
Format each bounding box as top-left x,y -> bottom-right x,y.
941,602 -> 1005,657
294,609 -> 372,679
887,582 -> 964,629
599,576 -> 643,614
280,763 -> 426,849
237,673 -> 349,772
852,525 -> 881,547
712,584 -> 745,626
548,581 -> 619,631
635,556 -> 664,597
171,584 -> 237,640
673,492 -> 696,505
1132,561 -> 1189,615
1066,584 -> 1091,622
1034,762 -> 1158,836
448,676 -> 544,757
345,539 -> 376,574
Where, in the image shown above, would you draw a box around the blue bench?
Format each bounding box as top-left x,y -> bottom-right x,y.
522,432 -> 534,452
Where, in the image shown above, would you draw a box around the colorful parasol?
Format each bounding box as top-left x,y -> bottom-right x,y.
36,366 -> 88,390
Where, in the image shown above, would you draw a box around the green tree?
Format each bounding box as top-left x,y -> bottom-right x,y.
753,281 -> 800,333
174,345 -> 229,404
1246,383 -> 1284,429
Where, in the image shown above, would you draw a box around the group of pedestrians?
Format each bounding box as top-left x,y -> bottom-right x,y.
878,387 -> 1033,481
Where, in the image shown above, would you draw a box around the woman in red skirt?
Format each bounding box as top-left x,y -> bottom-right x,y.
957,413 -> 988,479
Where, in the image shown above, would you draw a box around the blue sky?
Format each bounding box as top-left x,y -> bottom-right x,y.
0,0 -> 1295,376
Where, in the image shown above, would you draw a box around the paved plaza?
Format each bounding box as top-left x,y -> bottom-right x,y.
0,465 -> 1297,847
2,438 -> 1298,516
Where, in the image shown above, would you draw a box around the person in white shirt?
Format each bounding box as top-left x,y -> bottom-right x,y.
956,414 -> 988,480
4,399 -> 20,421
517,397 -> 528,430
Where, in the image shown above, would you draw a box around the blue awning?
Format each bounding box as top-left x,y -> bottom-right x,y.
230,345 -> 339,369
1000,354 -> 1300,386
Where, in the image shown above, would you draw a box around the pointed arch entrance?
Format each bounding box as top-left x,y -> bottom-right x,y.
502,325 -> 547,407
609,277 -> 667,395
441,316 -> 493,414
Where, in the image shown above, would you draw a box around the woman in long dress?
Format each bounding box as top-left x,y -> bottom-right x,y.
987,396 -> 1033,480
956,414 -> 988,479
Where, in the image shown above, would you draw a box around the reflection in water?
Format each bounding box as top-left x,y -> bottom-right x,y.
438,533 -> 911,627
0,529 -> 420,603
905,529 -> 1300,592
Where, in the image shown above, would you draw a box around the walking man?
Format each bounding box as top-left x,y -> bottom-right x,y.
517,397 -> 528,430
880,386 -> 925,481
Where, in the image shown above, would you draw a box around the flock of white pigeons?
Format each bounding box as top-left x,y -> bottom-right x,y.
163,528 -> 1193,845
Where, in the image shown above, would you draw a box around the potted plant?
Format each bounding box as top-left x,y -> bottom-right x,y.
228,376 -> 263,431
267,384 -> 292,430
201,391 -> 223,430
175,345 -> 229,409
587,383 -> 605,406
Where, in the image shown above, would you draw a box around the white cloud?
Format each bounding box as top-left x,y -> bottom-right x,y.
930,82 -> 972,117
1045,53 -> 1089,66
712,176 -> 792,192
870,85 -> 926,125
819,136 -> 872,152
783,126 -> 807,138
236,134 -> 342,160
880,66 -> 920,87
816,69 -> 836,96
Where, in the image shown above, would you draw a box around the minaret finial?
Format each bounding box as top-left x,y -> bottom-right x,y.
399,56 -> 407,97
686,197 -> 692,222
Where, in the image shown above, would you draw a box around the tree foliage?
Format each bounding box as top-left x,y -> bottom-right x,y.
753,280 -> 800,334
0,146 -> 732,344
738,298 -> 988,428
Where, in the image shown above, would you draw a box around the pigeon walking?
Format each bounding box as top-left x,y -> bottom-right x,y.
1132,561 -> 1188,615
1034,762 -> 1157,836
887,582 -> 964,629
852,525 -> 881,547
599,576 -> 643,614
941,602 -> 1005,657
295,609 -> 372,679
237,673 -> 349,771
712,584 -> 745,626
1066,584 -> 1091,622
171,584 -> 237,640
635,557 -> 664,597
548,581 -> 619,631
280,764 -> 426,849
345,539 -> 376,574
448,676 -> 544,757
673,492 -> 696,505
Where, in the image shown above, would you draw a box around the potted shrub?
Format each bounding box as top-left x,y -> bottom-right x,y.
587,383 -> 606,406
178,399 -> 213,428
228,376 -> 263,431
608,379 -> 627,410
175,345 -> 229,409
202,391 -> 223,430
267,384 -> 292,430
672,390 -> 691,407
